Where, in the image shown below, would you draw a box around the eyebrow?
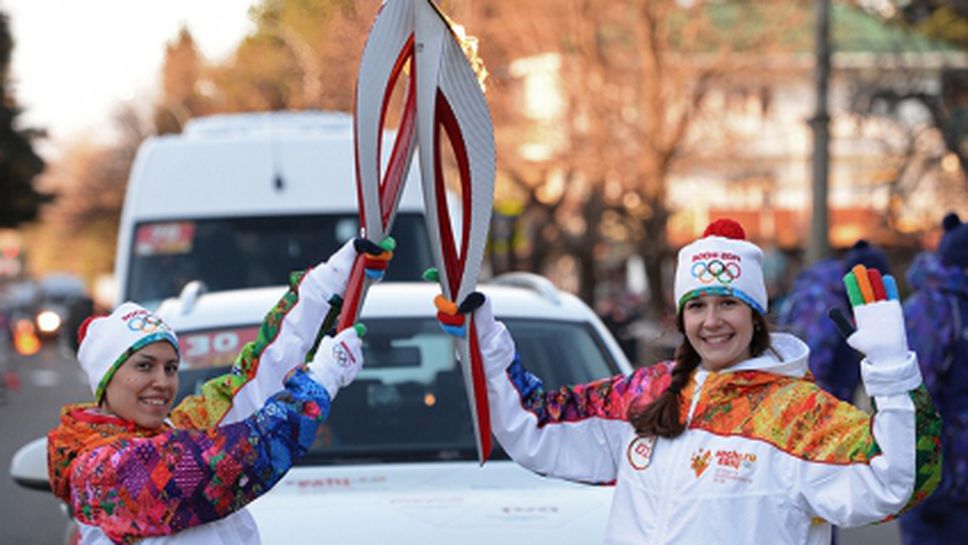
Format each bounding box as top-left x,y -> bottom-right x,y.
132,354 -> 179,365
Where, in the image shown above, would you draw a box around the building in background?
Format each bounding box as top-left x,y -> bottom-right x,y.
504,4 -> 967,255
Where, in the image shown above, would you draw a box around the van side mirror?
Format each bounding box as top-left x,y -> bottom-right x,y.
10,437 -> 50,492
176,280 -> 208,315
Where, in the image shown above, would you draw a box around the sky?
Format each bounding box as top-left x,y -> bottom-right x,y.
2,0 -> 260,157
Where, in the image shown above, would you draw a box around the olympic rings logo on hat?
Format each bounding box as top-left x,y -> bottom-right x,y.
691,259 -> 741,285
127,314 -> 168,334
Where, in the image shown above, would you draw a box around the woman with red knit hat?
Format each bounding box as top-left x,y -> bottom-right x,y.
46,239 -> 388,545
442,218 -> 941,544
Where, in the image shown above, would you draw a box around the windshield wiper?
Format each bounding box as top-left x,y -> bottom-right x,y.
298,443 -> 512,465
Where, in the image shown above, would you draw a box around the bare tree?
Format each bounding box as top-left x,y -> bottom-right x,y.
209,0 -> 377,113
33,104 -> 150,280
465,0 -> 809,315
153,27 -> 214,135
841,11 -> 968,236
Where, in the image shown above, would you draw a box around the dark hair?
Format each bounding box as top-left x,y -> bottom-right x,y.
628,310 -> 773,438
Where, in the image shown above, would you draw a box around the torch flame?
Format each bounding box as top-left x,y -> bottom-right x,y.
449,23 -> 489,93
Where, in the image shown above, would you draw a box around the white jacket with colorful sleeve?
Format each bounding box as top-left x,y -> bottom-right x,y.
481,319 -> 942,545
64,260 -> 348,545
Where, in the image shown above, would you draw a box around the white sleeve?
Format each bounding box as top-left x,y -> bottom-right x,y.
795,352 -> 941,526
481,321 -> 638,484
219,265 -> 342,424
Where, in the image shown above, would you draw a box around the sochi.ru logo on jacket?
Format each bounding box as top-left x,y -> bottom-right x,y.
690,448 -> 758,482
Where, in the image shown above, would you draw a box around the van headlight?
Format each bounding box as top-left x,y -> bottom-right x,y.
36,310 -> 62,334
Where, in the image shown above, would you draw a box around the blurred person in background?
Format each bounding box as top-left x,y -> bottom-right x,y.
776,240 -> 891,403
901,211 -> 968,545
597,282 -> 643,362
64,293 -> 94,352
437,218 -> 940,545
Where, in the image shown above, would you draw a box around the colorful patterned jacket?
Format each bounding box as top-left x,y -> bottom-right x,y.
905,251 -> 968,505
47,265 -> 343,545
481,323 -> 941,545
776,258 -> 860,401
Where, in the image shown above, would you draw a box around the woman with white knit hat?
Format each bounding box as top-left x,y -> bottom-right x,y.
47,239 -> 389,545
442,218 -> 942,544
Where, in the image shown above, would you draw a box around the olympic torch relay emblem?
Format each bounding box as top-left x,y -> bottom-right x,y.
348,0 -> 496,464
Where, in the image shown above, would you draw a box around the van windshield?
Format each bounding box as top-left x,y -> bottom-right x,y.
127,213 -> 433,307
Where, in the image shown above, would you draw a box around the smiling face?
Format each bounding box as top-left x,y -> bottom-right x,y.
101,341 -> 179,429
681,294 -> 755,372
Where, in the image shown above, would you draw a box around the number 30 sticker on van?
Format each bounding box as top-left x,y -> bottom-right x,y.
179,325 -> 260,368
135,222 -> 196,256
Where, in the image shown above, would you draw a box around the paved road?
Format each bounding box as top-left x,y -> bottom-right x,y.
2,341 -> 89,545
0,341 -> 904,545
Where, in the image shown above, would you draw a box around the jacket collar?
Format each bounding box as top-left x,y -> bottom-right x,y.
705,332 -> 809,378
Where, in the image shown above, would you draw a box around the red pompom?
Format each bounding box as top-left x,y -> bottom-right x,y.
77,314 -> 105,346
702,219 -> 746,240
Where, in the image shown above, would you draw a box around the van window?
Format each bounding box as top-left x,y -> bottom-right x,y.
174,316 -> 621,463
126,213 -> 432,306
315,316 -> 620,462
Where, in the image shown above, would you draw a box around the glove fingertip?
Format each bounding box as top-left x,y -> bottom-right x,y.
354,238 -> 384,255
457,292 -> 486,314
380,236 -> 396,252
353,323 -> 367,338
867,268 -> 887,301
423,267 -> 440,282
434,294 -> 458,315
826,307 -> 855,338
852,265 -> 875,304
883,275 -> 899,301
843,272 -> 864,307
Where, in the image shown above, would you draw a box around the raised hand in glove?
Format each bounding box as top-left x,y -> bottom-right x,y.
425,268 -> 512,372
842,264 -> 909,366
312,237 -> 396,299
356,237 -> 396,281
422,267 -> 490,339
307,324 -> 366,400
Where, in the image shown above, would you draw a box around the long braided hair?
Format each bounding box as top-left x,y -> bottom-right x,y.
627,307 -> 773,439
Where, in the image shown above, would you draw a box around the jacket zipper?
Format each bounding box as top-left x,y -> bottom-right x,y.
655,370 -> 707,543
686,371 -> 707,425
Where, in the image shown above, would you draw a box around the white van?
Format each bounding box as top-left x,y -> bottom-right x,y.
114,111 -> 432,308
10,274 -> 633,545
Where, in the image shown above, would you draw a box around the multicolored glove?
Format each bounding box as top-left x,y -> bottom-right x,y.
312,237 -> 395,299
424,267 -> 487,338
842,265 -> 909,366
425,268 -> 513,376
307,324 -> 366,400
433,293 -> 486,338
356,237 -> 396,281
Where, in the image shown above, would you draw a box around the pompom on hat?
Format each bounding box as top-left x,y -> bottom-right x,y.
843,239 -> 890,275
673,218 -> 768,315
76,302 -> 180,403
939,212 -> 968,269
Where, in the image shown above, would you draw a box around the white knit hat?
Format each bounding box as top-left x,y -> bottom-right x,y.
673,219 -> 768,315
76,301 -> 180,403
